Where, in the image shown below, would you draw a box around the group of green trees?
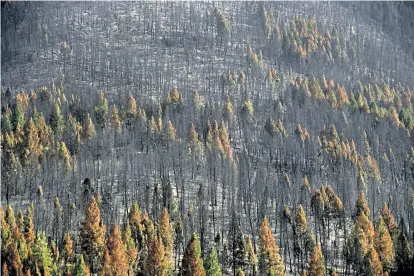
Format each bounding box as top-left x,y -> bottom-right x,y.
2,191 -> 413,275
1,197 -> 277,276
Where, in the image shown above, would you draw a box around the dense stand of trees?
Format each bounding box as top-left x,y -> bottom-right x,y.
1,1 -> 414,275
2,191 -> 414,275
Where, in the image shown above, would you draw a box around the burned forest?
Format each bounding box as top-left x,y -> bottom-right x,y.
1,1 -> 414,276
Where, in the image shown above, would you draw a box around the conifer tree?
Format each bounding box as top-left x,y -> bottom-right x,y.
141,212 -> 155,263
159,208 -> 174,271
204,247 -> 222,276
128,202 -> 143,247
100,249 -> 113,276
295,204 -> 308,234
74,254 -> 90,276
355,191 -> 370,217
374,216 -> 394,272
219,120 -> 231,158
4,205 -> 17,240
164,120 -> 176,141
57,141 -> 72,171
61,233 -> 75,265
259,216 -> 285,276
229,213 -> 246,273
394,225 -> 413,275
356,211 -> 375,245
50,102 -> 64,136
224,96 -> 235,124
105,224 -> 129,276
246,235 -> 257,275
149,115 -> 158,134
64,114 -> 82,154
22,117 -> 41,166
3,242 -> 22,275
188,123 -> 201,154
145,233 -> 168,276
122,223 -> 138,274
24,204 -> 35,245
37,115 -> 51,151
31,232 -> 53,276
93,92 -> 109,129
11,103 -> 25,132
182,233 -> 206,276
80,196 -> 106,273
308,244 -> 325,276
364,246 -> 383,276
125,95 -> 137,121
111,104 -> 122,134
241,99 -> 254,124
82,114 -> 96,140
381,204 -> 398,240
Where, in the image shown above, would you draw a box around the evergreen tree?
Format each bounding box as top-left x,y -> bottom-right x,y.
204,247 -> 222,276
364,246 -> 383,276
31,232 -> 53,276
125,95 -> 137,122
246,235 -> 257,275
381,204 -> 398,241
80,196 -> 106,273
21,117 -> 41,166
50,102 -> 64,136
74,254 -> 90,276
105,224 -> 129,276
219,120 -> 231,158
4,242 -> 23,275
355,191 -> 370,217
159,208 -> 174,271
374,216 -> 394,272
57,141 -> 72,171
93,92 -> 109,129
394,228 -> 413,275
111,104 -> 122,134
64,114 -> 82,154
224,96 -> 235,124
82,114 -> 96,140
182,233 -> 206,276
188,122 -> 201,154
308,244 -> 325,276
100,249 -> 112,276
37,115 -> 51,152
242,99 -> 254,124
61,233 -> 75,265
128,202 -> 143,248
145,233 -> 168,276
122,223 -> 138,274
295,204 -> 307,234
11,103 -> 25,131
259,216 -> 285,276
164,120 -> 176,141
24,204 -> 35,245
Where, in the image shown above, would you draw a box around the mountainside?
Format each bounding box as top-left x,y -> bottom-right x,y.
1,2 -> 414,276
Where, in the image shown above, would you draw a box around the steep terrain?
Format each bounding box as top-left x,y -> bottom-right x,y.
1,2 -> 414,276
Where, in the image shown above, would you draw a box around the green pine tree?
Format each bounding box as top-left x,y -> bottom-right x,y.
204,247 -> 222,276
